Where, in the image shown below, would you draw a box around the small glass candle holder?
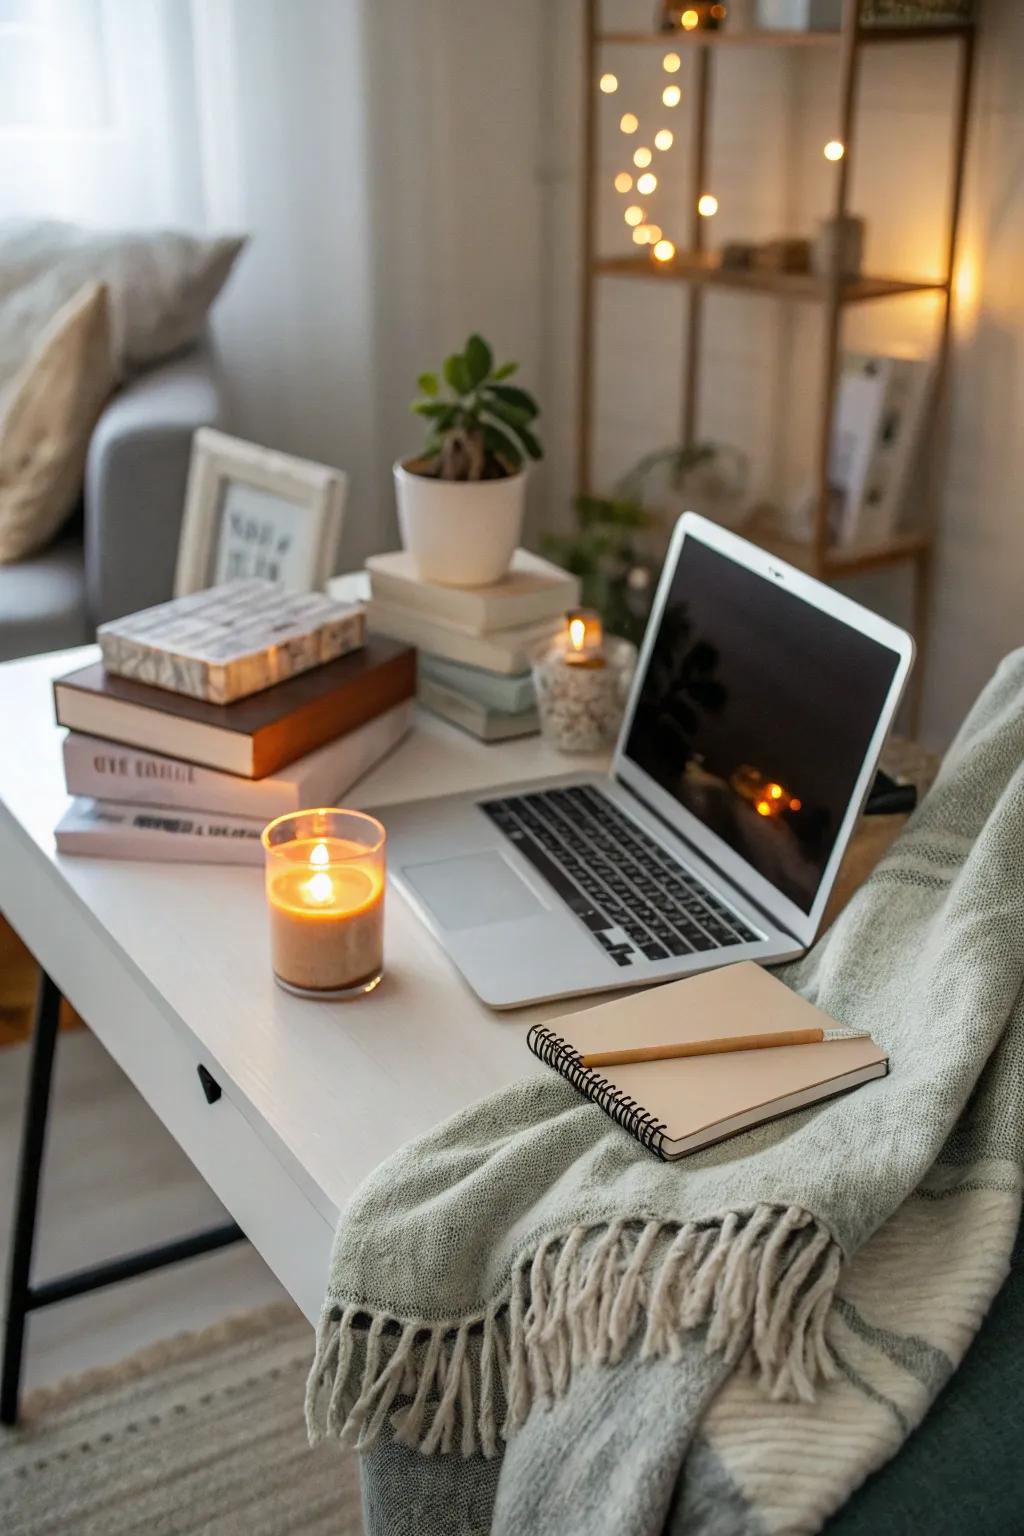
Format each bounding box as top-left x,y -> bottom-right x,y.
533,636 -> 637,754
262,808 -> 386,1001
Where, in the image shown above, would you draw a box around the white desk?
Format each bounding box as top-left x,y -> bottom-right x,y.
0,648 -> 605,1339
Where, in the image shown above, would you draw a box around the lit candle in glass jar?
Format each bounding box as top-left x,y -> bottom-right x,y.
564,609 -> 606,668
262,809 -> 386,1000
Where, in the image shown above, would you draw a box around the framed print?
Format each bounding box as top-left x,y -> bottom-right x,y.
174,429 -> 347,596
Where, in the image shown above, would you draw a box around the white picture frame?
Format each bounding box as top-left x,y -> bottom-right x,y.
174,428 -> 348,597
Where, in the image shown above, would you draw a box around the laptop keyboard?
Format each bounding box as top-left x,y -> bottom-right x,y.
480,784 -> 761,968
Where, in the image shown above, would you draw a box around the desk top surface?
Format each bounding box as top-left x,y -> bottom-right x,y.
0,646 -> 606,1225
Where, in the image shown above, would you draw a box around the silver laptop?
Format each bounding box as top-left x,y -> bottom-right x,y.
381,513 -> 914,1009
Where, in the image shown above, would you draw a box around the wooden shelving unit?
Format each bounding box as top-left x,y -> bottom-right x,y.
577,0 -> 976,720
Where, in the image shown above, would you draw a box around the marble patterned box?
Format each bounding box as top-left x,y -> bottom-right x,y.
97,580 -> 366,705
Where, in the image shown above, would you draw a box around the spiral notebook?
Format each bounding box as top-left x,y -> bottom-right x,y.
527,962 -> 888,1162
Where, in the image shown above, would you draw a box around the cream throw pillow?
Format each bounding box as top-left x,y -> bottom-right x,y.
0,281 -> 115,564
0,220 -> 244,386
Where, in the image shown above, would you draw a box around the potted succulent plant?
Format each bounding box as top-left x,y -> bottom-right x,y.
395,334 -> 542,587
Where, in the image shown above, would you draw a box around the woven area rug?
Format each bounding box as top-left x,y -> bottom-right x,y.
0,1302 -> 363,1536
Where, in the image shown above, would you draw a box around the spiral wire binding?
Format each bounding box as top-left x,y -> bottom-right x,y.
529,1024 -> 668,1158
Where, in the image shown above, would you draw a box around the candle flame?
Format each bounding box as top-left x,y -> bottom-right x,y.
305,870 -> 335,904
569,617 -> 586,652
310,841 -> 329,867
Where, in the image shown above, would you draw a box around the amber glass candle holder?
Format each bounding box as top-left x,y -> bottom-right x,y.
262,809 -> 385,1000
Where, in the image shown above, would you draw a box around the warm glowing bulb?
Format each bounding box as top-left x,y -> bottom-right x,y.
614,171 -> 633,193
662,52 -> 681,73
789,797 -> 802,812
682,7 -> 699,27
619,112 -> 639,134
756,800 -> 772,817
645,224 -> 662,242
599,72 -> 618,94
654,129 -> 674,151
624,204 -> 644,227
697,193 -> 718,217
632,226 -> 651,245
310,841 -> 330,866
633,146 -> 652,168
768,783 -> 783,800
568,618 -> 586,651
824,139 -> 844,162
662,84 -> 682,107
636,172 -> 657,195
653,239 -> 675,262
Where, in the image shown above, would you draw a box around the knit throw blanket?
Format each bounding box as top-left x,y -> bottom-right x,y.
307,651 -> 1024,1536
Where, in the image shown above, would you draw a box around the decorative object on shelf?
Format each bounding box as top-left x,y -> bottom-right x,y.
811,213 -> 866,279
396,334 -> 542,588
658,2 -> 727,30
756,0 -> 842,27
262,808 -> 386,1000
752,237 -> 813,273
532,614 -> 637,754
175,429 -> 347,598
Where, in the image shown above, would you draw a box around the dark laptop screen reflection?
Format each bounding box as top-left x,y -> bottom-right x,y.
624,539 -> 901,912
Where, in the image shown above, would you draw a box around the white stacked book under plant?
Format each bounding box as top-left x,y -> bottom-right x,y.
54,580 -> 416,864
361,549 -> 579,741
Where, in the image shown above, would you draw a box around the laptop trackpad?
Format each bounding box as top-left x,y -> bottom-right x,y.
402,851 -> 547,931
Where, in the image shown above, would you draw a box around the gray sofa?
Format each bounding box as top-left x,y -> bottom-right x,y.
0,344 -> 225,663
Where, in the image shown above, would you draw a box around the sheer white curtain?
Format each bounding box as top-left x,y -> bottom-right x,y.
1,0 -> 558,566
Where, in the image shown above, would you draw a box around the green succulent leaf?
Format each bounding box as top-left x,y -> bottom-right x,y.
485,383 -> 538,416
412,400 -> 456,421
443,352 -> 471,395
482,399 -> 534,432
482,421 -> 523,471
516,424 -> 543,461
492,361 -> 518,380
417,371 -> 439,397
464,333 -> 493,389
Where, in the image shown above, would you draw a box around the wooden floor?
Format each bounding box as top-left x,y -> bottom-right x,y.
0,1023 -> 288,1395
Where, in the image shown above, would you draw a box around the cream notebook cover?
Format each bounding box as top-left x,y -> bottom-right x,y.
527,962 -> 888,1161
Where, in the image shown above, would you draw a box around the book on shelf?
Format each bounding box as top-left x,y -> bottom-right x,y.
62,700 -> 413,819
53,638 -> 416,779
97,579 -> 365,705
366,598 -> 559,676
418,653 -> 535,715
366,549 -> 579,634
840,352 -> 935,548
55,798 -> 266,865
417,677 -> 539,743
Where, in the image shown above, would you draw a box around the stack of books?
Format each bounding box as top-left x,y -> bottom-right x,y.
52,580 -> 416,863
363,549 -> 579,741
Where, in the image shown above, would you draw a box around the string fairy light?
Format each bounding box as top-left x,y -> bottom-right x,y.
636,172 -> 657,195
599,73 -> 618,94
662,52 -> 681,73
614,171 -> 633,193
619,112 -> 638,134
681,7 -> 700,27
662,84 -> 681,107
653,238 -> 675,262
697,193 -> 719,217
654,129 -> 674,151
624,205 -> 645,227
633,146 -> 653,168
823,140 -> 845,161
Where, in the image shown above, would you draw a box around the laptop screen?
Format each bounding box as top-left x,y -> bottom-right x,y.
622,536 -> 902,913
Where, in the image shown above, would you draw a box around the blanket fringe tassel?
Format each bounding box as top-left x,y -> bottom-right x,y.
305,1203 -> 842,1458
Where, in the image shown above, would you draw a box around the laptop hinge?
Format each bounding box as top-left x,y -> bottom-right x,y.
613,771 -> 803,944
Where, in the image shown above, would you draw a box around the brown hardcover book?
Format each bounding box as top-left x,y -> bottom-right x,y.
54,640 -> 416,779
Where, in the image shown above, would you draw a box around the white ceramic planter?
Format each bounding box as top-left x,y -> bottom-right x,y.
394,461 -> 526,587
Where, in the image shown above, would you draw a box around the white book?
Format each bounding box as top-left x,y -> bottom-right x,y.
417,677 -> 539,742
830,358 -> 892,546
845,354 -> 935,548
366,599 -> 561,676
366,549 -> 579,634
55,799 -> 267,865
61,700 -> 414,820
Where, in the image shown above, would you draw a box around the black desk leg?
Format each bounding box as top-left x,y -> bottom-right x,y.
1,971 -> 245,1427
1,971 -> 60,1425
